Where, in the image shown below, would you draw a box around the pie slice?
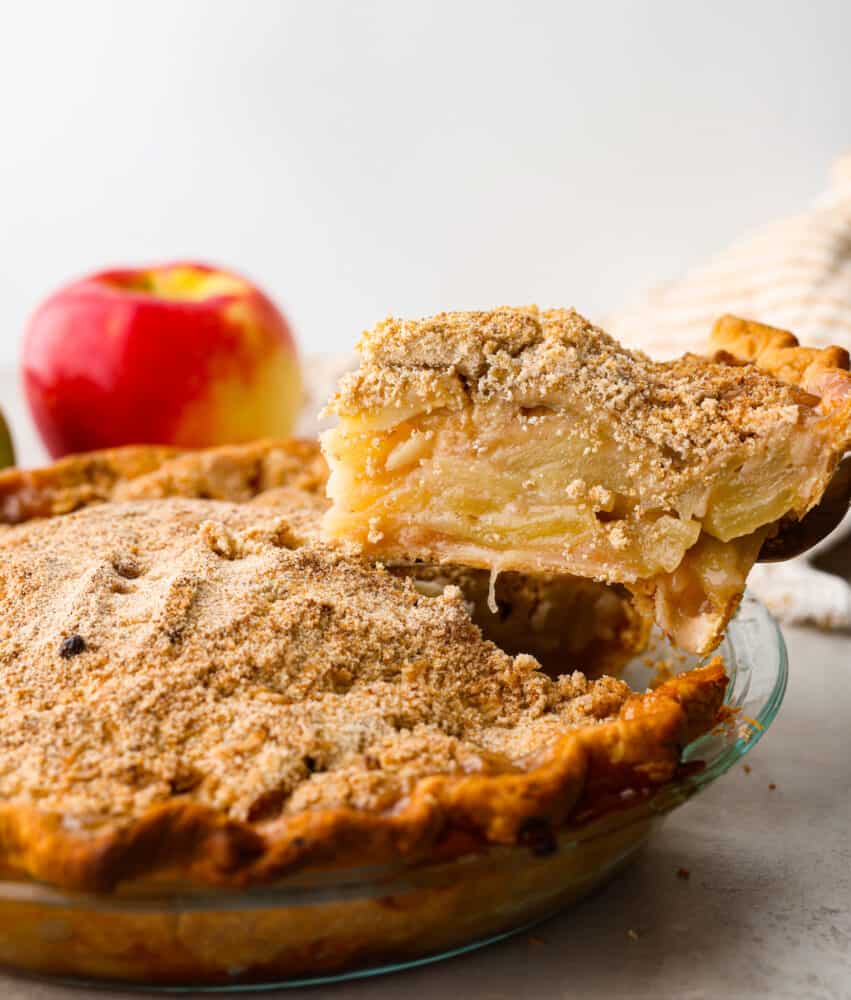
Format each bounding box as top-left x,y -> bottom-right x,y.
0,495 -> 725,892
0,439 -> 648,677
322,308 -> 851,653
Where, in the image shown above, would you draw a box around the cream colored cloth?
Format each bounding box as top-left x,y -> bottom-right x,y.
607,153 -> 851,628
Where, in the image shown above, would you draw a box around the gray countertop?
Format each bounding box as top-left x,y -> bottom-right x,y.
2,624 -> 848,1000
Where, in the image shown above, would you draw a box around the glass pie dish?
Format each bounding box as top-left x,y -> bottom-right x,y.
0,594 -> 786,991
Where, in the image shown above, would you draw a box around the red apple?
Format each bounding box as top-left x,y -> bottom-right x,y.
22,262 -> 302,457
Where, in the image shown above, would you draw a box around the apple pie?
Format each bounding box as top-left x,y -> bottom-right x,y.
0,490 -> 726,894
322,309 -> 851,653
0,439 -> 648,677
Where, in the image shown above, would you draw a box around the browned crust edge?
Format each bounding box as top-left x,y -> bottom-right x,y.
0,444 -> 180,523
710,315 -> 851,452
0,438 -> 327,524
710,314 -> 850,385
0,662 -> 727,893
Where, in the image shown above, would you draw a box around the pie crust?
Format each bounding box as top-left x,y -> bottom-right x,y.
0,437 -> 329,523
322,308 -> 851,653
0,487 -> 725,894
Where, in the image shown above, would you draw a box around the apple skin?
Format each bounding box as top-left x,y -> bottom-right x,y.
22,262 -> 302,458
0,409 -> 14,469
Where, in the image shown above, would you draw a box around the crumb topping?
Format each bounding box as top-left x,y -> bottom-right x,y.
0,498 -> 631,825
331,307 -> 818,466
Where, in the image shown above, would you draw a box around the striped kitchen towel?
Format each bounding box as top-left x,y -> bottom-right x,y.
607,152 -> 851,629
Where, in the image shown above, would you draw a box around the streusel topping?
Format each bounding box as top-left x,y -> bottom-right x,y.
0,498 -> 630,825
331,306 -> 817,466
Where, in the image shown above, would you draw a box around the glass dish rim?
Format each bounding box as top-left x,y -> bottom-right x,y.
646,590 -> 788,809
0,593 -> 787,913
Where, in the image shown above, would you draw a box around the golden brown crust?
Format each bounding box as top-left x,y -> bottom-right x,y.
0,438 -> 327,524
710,314 -> 850,386
0,444 -> 180,523
118,438 -> 328,502
0,661 -> 726,893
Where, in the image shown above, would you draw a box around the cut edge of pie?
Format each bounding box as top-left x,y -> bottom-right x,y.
321,308 -> 851,655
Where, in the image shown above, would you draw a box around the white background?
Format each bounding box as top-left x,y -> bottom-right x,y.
1,0 -> 848,368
